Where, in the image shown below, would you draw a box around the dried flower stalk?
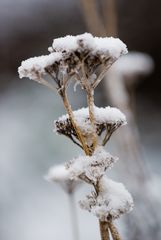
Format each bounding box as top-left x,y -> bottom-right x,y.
99,221 -> 110,240
18,33 -> 133,240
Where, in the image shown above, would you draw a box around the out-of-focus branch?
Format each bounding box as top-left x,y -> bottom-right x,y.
101,0 -> 118,36
80,0 -> 106,36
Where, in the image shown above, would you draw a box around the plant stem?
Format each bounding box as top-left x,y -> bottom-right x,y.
87,88 -> 97,151
108,221 -> 122,240
99,221 -> 110,240
62,91 -> 90,155
68,193 -> 80,240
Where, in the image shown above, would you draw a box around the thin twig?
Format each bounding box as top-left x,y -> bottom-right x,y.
92,62 -> 114,89
102,125 -> 113,146
38,77 -> 58,93
67,134 -> 83,149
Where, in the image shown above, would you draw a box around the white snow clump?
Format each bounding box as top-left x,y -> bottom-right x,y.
45,164 -> 80,193
67,146 -> 118,184
50,33 -> 127,58
80,176 -> 134,221
18,53 -> 62,80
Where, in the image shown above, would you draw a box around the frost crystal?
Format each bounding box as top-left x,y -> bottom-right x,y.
45,164 -> 80,193
66,146 -> 118,184
54,106 -> 126,146
80,176 -> 134,221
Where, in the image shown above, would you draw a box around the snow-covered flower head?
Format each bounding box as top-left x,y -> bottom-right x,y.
80,176 -> 134,221
45,164 -> 80,194
18,33 -> 127,93
54,106 -> 126,148
66,146 -> 118,185
18,53 -> 62,81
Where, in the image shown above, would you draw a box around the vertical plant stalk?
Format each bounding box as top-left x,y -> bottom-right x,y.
62,90 -> 90,155
68,193 -> 80,240
80,0 -> 106,36
78,3 -> 126,239
108,221 -> 122,240
87,88 -> 98,151
99,221 -> 110,240
101,0 -> 118,36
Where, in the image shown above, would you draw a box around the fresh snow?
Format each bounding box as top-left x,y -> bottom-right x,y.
45,164 -> 71,182
18,53 -> 62,80
45,164 -> 80,193
50,33 -> 94,53
50,33 -> 127,58
80,176 -> 134,221
54,106 -> 126,136
18,33 -> 128,85
67,146 -> 118,184
94,37 -> 127,58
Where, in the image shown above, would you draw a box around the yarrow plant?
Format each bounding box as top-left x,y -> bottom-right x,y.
18,33 -> 134,240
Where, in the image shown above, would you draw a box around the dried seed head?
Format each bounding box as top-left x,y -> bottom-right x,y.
54,106 -> 126,147
18,33 -> 127,92
80,177 -> 134,221
18,53 -> 62,81
66,146 -> 118,185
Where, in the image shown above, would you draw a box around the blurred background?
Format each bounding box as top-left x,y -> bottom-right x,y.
0,0 -> 161,240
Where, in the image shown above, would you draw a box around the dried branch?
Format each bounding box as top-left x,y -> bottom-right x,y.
61,89 -> 90,155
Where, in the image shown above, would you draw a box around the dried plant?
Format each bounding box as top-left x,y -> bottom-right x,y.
79,2 -> 161,239
18,33 -> 133,240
